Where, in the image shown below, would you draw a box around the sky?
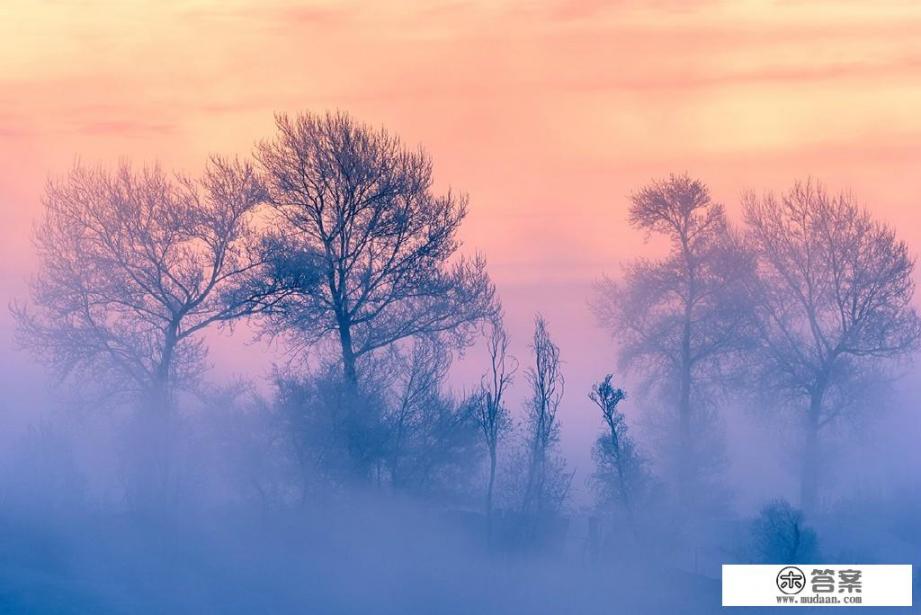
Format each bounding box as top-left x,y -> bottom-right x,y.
2,0 -> 921,503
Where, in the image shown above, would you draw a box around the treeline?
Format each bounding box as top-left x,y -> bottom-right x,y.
12,111 -> 921,556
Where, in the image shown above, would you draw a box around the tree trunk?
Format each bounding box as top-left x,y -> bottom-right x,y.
336,317 -> 372,480
612,433 -> 637,536
521,436 -> 541,516
800,388 -> 823,511
486,445 -> 497,517
153,326 -> 176,412
129,330 -> 176,513
677,229 -> 695,491
337,320 -> 358,387
678,312 -> 693,489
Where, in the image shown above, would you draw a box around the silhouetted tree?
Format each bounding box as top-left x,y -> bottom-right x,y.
589,374 -> 646,529
594,174 -> 754,493
252,111 -> 496,390
520,315 -> 569,516
13,158 -> 265,506
15,158 -> 264,404
474,313 -> 517,521
744,181 -> 921,509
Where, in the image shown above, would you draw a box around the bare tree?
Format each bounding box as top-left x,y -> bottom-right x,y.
593,174 -> 753,491
520,315 -> 568,516
13,158 -> 265,506
14,158 -> 264,406
743,180 -> 921,508
588,374 -> 643,527
253,111 -> 496,389
474,313 -> 517,520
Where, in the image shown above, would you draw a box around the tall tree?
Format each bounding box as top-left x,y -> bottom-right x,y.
474,313 -> 517,521
13,158 -> 265,506
252,111 -> 496,388
520,315 -> 568,516
743,180 -> 921,508
594,174 -> 753,490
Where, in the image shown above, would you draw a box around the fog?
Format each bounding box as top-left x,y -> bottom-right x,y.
2,112 -> 921,615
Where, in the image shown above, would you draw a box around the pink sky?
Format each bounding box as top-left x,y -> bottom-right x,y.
3,0 -> 921,501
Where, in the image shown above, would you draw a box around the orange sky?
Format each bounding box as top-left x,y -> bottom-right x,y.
3,0 -> 921,497
4,0 -> 921,276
